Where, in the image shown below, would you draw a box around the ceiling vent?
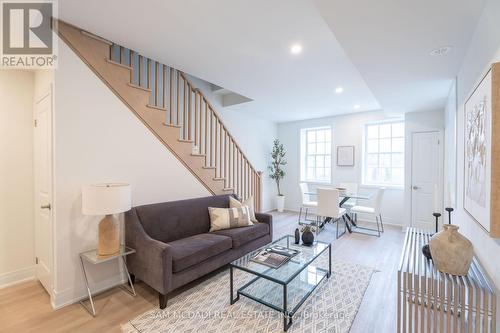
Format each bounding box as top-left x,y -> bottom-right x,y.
429,46 -> 452,57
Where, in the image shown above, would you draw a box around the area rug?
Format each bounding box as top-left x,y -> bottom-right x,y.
122,258 -> 375,333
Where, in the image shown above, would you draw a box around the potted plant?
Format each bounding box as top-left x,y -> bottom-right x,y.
269,139 -> 287,212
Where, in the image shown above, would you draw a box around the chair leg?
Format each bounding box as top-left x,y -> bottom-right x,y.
159,293 -> 168,309
298,207 -> 303,223
379,214 -> 384,232
316,215 -> 321,235
341,215 -> 348,238
130,274 -> 135,285
304,208 -> 309,222
375,216 -> 381,237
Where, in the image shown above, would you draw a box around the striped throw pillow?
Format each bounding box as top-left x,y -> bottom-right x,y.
208,206 -> 254,232
229,196 -> 258,223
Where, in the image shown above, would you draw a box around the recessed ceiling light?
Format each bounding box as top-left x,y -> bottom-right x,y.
354,104 -> 361,109
335,87 -> 344,94
290,44 -> 302,54
430,46 -> 452,56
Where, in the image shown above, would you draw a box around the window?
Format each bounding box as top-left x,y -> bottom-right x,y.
300,127 -> 332,183
363,121 -> 404,186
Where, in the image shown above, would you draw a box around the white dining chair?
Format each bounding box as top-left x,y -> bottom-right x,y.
339,182 -> 358,219
298,183 -> 317,224
349,187 -> 385,236
317,188 -> 348,238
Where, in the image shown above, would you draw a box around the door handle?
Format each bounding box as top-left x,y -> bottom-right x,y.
412,186 -> 420,190
41,203 -> 51,210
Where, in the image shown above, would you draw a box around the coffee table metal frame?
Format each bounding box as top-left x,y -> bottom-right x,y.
229,235 -> 331,331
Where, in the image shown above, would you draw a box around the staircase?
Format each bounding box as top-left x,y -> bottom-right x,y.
56,21 -> 262,211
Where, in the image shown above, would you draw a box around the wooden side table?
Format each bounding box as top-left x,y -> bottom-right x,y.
79,245 -> 136,316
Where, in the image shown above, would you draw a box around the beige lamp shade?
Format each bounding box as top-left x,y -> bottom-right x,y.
82,183 -> 131,216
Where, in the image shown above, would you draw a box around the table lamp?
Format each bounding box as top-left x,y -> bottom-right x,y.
82,183 -> 131,256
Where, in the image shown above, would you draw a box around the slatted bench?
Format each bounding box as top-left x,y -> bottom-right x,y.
398,228 -> 496,332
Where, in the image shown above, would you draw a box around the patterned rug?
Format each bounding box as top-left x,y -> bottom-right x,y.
122,258 -> 375,333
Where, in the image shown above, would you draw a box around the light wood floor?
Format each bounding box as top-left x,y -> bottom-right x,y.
0,211 -> 405,333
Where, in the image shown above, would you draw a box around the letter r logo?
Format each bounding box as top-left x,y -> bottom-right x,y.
2,2 -> 53,55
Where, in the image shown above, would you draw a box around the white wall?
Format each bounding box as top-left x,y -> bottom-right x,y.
444,81 -> 457,208
0,71 -> 35,287
50,39 -> 277,307
51,41 -> 211,307
277,110 -> 405,226
185,74 -> 277,212
403,109 -> 445,227
445,0 -> 500,322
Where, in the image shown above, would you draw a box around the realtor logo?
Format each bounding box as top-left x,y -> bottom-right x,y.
1,0 -> 57,68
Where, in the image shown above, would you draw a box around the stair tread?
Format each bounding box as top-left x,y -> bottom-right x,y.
178,139 -> 194,143
147,104 -> 167,111
162,122 -> 181,128
106,59 -> 132,70
203,166 -> 216,169
127,83 -> 151,92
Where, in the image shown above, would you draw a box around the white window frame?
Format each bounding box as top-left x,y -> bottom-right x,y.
362,120 -> 405,188
300,126 -> 332,184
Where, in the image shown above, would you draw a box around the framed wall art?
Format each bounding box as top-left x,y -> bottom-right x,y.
337,146 -> 355,166
463,62 -> 500,237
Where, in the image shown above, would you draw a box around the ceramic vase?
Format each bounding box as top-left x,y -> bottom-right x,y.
301,229 -> 314,246
429,224 -> 473,276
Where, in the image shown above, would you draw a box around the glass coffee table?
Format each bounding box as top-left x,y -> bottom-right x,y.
230,235 -> 331,331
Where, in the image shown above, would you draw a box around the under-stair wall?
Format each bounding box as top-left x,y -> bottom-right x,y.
56,20 -> 264,211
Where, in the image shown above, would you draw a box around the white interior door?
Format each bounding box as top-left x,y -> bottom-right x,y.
34,87 -> 53,296
411,131 -> 443,230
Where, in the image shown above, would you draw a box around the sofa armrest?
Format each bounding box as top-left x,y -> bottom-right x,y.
255,212 -> 273,240
125,209 -> 172,294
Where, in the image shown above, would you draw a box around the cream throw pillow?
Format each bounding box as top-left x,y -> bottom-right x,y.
208,206 -> 254,232
229,196 -> 258,223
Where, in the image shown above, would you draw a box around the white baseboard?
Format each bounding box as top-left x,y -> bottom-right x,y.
0,266 -> 36,289
51,273 -> 127,309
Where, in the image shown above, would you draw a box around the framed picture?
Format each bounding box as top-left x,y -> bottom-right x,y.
337,146 -> 354,166
463,62 -> 500,238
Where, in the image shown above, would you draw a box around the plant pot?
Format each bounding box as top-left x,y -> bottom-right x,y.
276,195 -> 285,212
301,229 -> 314,246
429,224 -> 473,276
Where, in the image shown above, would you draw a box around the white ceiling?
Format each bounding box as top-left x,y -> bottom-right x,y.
314,0 -> 486,114
58,0 -> 486,123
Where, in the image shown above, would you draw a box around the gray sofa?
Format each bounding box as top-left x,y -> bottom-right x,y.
125,194 -> 272,309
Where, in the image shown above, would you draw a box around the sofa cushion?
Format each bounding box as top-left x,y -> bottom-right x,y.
213,223 -> 270,248
208,206 -> 253,231
229,196 -> 258,223
134,194 -> 235,243
168,233 -> 232,273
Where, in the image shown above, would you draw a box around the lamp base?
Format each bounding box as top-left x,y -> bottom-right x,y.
98,215 -> 120,257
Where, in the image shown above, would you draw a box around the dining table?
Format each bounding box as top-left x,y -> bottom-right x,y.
305,190 -> 371,233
